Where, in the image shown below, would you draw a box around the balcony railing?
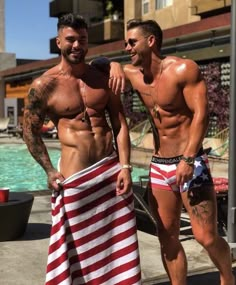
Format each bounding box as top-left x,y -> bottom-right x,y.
50,0 -> 73,17
191,0 -> 231,15
88,18 -> 124,44
50,37 -> 60,55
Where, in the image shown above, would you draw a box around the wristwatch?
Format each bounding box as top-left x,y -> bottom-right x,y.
121,164 -> 133,172
180,156 -> 195,166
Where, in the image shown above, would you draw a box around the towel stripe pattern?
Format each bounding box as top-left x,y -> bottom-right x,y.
45,153 -> 141,285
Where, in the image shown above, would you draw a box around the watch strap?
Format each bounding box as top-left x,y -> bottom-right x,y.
180,156 -> 195,166
121,164 -> 133,172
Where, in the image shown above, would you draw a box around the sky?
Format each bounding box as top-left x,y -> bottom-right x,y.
5,0 -> 58,60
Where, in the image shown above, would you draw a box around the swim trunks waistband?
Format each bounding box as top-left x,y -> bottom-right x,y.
151,147 -> 204,165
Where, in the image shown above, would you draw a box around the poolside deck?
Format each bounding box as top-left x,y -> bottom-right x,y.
0,136 -> 229,178
1,192 -> 235,285
0,136 -> 235,284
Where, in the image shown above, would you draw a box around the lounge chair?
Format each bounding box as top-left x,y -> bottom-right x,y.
203,127 -> 229,159
41,126 -> 58,139
213,177 -> 228,235
0,117 -> 10,137
41,120 -> 58,139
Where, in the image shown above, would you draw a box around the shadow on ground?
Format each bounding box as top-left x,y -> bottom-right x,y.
19,223 -> 51,240
155,267 -> 236,285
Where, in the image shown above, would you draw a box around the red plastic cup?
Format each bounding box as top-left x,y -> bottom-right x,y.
0,188 -> 10,203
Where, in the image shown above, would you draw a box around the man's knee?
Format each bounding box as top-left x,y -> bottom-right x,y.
195,232 -> 217,249
158,228 -> 180,248
158,235 -> 183,261
158,223 -> 179,241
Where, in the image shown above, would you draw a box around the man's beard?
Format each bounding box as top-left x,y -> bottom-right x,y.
62,49 -> 87,64
131,54 -> 143,67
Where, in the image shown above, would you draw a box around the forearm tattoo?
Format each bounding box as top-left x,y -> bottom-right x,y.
23,87 -> 53,173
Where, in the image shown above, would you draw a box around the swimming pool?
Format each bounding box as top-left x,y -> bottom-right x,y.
0,144 -> 149,192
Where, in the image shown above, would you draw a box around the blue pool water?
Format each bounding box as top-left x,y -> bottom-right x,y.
0,144 -> 149,192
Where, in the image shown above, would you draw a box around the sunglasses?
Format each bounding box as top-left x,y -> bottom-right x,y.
125,38 -> 138,48
125,35 -> 150,48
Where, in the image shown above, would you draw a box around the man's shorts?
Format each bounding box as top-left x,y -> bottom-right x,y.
149,150 -> 213,193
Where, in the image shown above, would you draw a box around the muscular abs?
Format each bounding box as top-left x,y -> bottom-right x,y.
133,77 -> 192,157
24,71 -> 114,178
58,119 -> 114,177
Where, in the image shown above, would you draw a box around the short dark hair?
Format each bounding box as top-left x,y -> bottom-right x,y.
127,19 -> 163,50
57,13 -> 88,31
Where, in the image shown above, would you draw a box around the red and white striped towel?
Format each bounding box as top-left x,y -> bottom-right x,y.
45,152 -> 141,285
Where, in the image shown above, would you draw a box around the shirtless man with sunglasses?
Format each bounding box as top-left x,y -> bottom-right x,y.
106,19 -> 235,285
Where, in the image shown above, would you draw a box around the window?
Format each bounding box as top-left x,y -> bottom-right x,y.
142,0 -> 149,14
155,0 -> 173,10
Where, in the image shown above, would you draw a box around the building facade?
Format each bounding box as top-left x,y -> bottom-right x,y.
49,0 -> 124,53
0,0 -> 17,117
0,0 -> 232,134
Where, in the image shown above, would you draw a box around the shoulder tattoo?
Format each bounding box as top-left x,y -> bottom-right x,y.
27,87 -> 43,113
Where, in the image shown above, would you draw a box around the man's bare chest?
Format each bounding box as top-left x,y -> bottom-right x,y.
135,81 -> 180,111
47,80 -> 109,116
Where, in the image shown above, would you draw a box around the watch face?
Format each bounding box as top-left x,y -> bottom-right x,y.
182,156 -> 194,165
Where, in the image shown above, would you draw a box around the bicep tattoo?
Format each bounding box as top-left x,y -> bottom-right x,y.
25,87 -> 45,129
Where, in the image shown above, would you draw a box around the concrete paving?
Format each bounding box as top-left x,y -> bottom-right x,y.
0,193 -> 235,285
0,136 -> 235,284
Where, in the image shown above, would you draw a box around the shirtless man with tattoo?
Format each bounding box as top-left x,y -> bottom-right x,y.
110,19 -> 235,285
23,15 -> 131,194
23,13 -> 141,285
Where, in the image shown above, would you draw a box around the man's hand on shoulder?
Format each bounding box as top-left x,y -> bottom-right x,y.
90,57 -> 126,95
109,62 -> 126,95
